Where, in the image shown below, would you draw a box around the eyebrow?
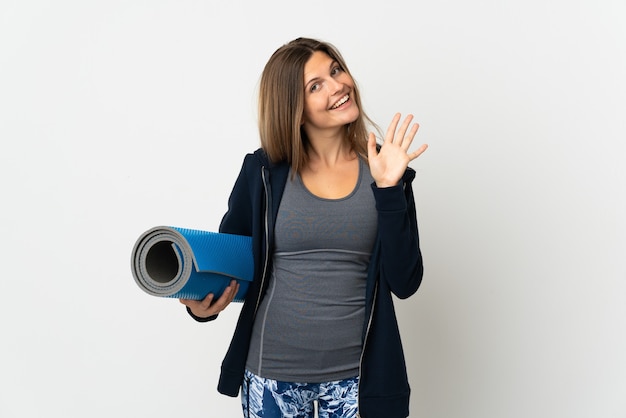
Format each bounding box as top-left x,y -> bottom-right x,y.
304,60 -> 339,88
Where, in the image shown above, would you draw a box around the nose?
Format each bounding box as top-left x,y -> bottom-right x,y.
328,77 -> 343,95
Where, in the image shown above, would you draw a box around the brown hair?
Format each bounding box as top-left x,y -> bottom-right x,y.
258,37 -> 377,172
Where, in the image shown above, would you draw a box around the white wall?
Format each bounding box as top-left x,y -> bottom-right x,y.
1,1 -> 624,417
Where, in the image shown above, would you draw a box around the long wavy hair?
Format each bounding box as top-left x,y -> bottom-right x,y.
258,37 -> 377,172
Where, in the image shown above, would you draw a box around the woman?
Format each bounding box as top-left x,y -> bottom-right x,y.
180,37 -> 427,418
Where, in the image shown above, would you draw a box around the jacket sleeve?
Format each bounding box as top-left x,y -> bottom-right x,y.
185,154 -> 255,323
371,176 -> 423,299
219,154 -> 255,237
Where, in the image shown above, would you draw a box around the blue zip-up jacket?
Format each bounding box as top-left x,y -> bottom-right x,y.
193,148 -> 423,418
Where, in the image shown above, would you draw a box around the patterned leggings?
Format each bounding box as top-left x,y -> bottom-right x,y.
241,370 -> 359,418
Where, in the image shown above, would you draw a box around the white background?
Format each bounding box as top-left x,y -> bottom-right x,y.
1,1 -> 625,417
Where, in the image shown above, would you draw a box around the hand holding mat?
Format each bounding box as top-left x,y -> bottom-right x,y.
131,226 -> 253,301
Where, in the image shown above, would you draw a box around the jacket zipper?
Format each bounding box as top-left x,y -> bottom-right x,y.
356,279 -> 378,418
254,166 -> 271,315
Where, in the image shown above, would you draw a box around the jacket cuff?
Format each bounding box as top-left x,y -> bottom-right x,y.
186,306 -> 218,322
371,182 -> 407,212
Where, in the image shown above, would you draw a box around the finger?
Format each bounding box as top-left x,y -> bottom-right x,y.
409,143 -> 429,160
401,123 -> 420,150
227,283 -> 240,303
367,132 -> 378,159
200,292 -> 216,310
395,114 -> 414,145
210,281 -> 239,311
384,113 -> 402,143
223,281 -> 239,303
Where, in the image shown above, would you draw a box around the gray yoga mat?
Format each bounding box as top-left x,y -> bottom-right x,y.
131,226 -> 253,301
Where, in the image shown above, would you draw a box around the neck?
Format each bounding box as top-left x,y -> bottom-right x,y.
307,137 -> 354,167
304,125 -> 353,166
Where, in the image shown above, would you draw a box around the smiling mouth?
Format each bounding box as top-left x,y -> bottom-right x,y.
330,94 -> 350,110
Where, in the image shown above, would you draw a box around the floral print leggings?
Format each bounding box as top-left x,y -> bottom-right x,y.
241,370 -> 359,418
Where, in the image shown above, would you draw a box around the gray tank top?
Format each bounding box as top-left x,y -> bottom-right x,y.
246,157 -> 378,382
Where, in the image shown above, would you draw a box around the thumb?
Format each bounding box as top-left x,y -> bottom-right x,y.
367,132 -> 378,159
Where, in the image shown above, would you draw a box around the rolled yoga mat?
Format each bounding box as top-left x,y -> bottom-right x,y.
131,226 -> 253,301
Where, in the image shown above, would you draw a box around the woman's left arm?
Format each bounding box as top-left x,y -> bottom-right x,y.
368,113 -> 428,298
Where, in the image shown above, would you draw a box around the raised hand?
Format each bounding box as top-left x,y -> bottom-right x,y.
367,113 -> 428,188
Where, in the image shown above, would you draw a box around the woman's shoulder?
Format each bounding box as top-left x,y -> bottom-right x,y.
236,148 -> 267,174
243,148 -> 290,170
240,148 -> 268,166
239,148 -> 290,183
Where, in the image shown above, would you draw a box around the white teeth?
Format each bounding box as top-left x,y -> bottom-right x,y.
331,94 -> 349,109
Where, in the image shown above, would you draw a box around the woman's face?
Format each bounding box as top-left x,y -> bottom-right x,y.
301,51 -> 359,138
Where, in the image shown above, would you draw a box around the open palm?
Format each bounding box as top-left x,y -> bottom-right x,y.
367,113 -> 428,187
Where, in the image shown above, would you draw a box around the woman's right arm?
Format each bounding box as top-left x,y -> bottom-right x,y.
179,154 -> 255,321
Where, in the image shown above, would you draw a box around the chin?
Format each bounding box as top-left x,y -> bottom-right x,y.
345,109 -> 360,124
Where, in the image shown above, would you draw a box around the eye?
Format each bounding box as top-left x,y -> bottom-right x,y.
310,83 -> 320,93
331,66 -> 342,76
